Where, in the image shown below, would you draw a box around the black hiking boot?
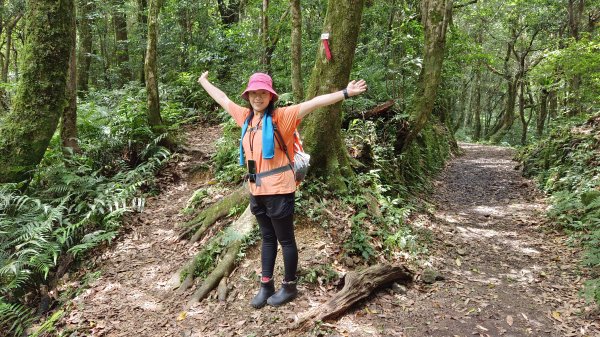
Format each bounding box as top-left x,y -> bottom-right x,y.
267,279 -> 297,307
250,279 -> 275,309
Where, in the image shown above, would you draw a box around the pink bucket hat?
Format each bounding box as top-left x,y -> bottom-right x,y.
241,72 -> 279,101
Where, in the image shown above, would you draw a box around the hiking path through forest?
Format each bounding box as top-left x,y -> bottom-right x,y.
52,125 -> 599,337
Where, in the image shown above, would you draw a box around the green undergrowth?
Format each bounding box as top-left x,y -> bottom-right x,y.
0,84 -> 201,336
519,113 -> 600,305
295,117 -> 456,266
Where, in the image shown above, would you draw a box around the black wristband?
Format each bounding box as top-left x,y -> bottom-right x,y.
342,88 -> 349,99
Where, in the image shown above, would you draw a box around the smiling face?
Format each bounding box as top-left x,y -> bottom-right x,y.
247,90 -> 273,113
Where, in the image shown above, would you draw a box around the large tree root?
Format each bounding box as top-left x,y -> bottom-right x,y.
178,185 -> 248,243
175,232 -> 227,294
292,264 -> 413,331
183,205 -> 256,306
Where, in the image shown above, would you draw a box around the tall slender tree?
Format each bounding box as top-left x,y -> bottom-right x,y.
113,0 -> 131,84
145,0 -> 167,139
398,0 -> 453,152
290,0 -> 303,101
137,0 -> 147,84
62,1 -> 79,153
77,0 -> 93,96
0,0 -> 75,183
301,0 -> 366,190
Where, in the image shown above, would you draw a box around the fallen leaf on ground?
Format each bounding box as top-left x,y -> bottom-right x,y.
476,324 -> 489,331
507,315 -> 513,326
551,310 -> 563,322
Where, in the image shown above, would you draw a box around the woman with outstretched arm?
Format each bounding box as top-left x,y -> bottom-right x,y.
198,71 -> 367,308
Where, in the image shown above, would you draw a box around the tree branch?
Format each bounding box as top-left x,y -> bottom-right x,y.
485,62 -> 505,77
453,0 -> 477,9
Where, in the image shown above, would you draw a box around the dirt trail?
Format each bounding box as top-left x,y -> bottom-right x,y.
55,131 -> 599,336
346,143 -> 599,336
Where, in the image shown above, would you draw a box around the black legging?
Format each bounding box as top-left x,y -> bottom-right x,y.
255,213 -> 297,282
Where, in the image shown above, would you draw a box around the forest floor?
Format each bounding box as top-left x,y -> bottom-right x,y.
51,123 -> 600,337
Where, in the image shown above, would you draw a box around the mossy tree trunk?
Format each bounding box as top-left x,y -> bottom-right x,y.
536,89 -> 548,138
61,2 -> 80,153
290,0 -> 303,101
473,67 -> 482,141
77,0 -> 93,96
518,80 -> 531,145
485,37 -> 517,142
301,0 -> 365,191
472,29 -> 483,141
0,12 -> 22,114
399,0 -> 452,153
145,0 -> 165,135
1,13 -> 21,83
113,0 -> 131,85
566,0 -> 584,116
137,0 -> 147,84
0,0 -> 74,183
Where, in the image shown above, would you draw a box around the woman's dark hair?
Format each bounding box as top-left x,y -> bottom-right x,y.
248,100 -> 276,118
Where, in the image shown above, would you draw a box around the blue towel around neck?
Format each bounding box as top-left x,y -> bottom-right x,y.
239,111 -> 275,166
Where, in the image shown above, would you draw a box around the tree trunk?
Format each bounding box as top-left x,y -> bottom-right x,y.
137,0 -> 147,84
113,0 -> 131,84
217,0 -> 240,25
2,28 -> 12,82
568,0 -> 584,41
398,0 -> 453,153
567,0 -> 584,116
489,78 -> 517,143
473,68 -> 482,141
536,89 -> 548,138
290,0 -> 303,102
518,80 -> 528,145
1,14 -> 21,82
301,0 -> 366,191
77,0 -> 93,96
61,3 -> 80,153
0,0 -> 74,183
548,89 -> 557,119
145,0 -> 165,135
99,24 -> 111,88
0,0 -> 3,41
260,0 -> 270,72
472,29 -> 483,141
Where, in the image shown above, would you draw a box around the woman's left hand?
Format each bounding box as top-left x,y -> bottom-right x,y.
346,79 -> 367,97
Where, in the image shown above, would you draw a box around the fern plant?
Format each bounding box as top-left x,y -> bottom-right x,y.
0,145 -> 171,336
521,113 -> 600,305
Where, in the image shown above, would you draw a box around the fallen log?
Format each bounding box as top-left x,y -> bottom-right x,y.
292,264 -> 413,330
186,205 -> 256,306
363,99 -> 396,119
343,100 -> 396,129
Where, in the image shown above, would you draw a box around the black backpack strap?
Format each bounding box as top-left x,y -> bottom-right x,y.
273,123 -> 294,171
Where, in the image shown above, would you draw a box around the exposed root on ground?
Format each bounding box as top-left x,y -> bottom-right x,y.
178,185 -> 248,243
177,205 -> 255,305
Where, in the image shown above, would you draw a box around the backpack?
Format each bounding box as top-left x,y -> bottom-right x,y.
273,126 -> 310,184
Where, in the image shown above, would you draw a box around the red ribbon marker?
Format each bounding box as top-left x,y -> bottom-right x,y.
321,33 -> 332,61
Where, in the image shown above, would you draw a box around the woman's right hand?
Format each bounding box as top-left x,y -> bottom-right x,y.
198,71 -> 209,84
